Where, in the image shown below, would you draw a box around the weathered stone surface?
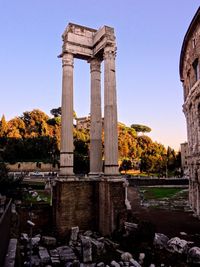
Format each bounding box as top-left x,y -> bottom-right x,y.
129,258 -> 141,267
104,238 -> 119,249
187,246 -> 200,264
83,230 -> 93,237
53,180 -> 99,237
57,246 -> 77,262
124,222 -> 138,234
153,233 -> 169,249
39,246 -> 51,264
32,236 -> 41,247
81,237 -> 92,263
89,57 -> 102,175
96,262 -> 105,267
50,249 -> 59,257
70,226 -> 79,242
180,9 -> 200,218
121,252 -> 132,262
167,237 -> 188,254
138,253 -> 145,265
3,239 -> 17,267
65,262 -> 73,267
21,233 -> 29,243
54,22 -> 129,236
42,236 -> 56,246
72,260 -> 80,267
31,255 -> 41,267
80,264 -> 96,267
90,238 -> 104,256
49,249 -> 60,266
111,261 -> 120,267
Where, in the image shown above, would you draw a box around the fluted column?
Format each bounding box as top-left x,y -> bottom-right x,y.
60,53 -> 74,176
104,46 -> 119,175
89,58 -> 102,175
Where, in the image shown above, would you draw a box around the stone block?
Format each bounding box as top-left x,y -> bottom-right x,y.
42,236 -> 57,246
70,226 -> 79,242
39,246 -> 51,265
31,255 -> 41,267
81,237 -> 92,263
57,246 -> 77,262
3,239 -> 17,267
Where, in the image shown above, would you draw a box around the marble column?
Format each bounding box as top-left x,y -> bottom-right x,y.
104,46 -> 119,175
89,58 -> 102,175
60,53 -> 74,176
196,184 -> 200,216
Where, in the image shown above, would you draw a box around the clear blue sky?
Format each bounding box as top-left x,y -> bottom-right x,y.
0,1 -> 199,150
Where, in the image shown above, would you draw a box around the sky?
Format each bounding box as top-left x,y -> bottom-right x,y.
0,1 -> 199,151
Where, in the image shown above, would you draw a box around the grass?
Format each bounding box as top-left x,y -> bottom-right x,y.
23,190 -> 51,204
140,187 -> 184,200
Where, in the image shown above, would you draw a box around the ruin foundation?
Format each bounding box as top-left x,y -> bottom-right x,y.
53,177 -> 127,237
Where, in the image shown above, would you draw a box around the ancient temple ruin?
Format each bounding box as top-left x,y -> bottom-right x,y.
180,7 -> 200,217
53,23 -> 128,236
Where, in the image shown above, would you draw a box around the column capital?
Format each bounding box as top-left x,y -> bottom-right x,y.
103,46 -> 117,60
89,57 -> 101,73
62,53 -> 74,68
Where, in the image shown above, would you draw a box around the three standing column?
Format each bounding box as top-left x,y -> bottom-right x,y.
59,47 -> 119,176
104,46 -> 119,175
60,53 -> 74,176
90,58 -> 102,174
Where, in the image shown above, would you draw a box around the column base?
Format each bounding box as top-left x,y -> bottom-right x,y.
88,172 -> 104,177
104,165 -> 119,176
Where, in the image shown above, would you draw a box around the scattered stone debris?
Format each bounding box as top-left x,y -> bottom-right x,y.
18,226 -> 200,267
153,233 -> 169,249
42,236 -> 57,246
167,237 -> 188,254
187,246 -> 200,264
38,246 -> 51,265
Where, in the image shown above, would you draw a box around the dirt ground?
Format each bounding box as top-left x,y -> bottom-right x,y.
128,187 -> 200,242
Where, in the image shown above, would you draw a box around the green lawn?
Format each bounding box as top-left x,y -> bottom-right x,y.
140,187 -> 184,200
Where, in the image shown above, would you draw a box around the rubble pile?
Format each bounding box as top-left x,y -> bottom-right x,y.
19,224 -> 200,267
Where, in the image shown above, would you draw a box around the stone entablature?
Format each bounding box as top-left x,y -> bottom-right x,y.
61,23 -> 115,60
180,7 -> 200,217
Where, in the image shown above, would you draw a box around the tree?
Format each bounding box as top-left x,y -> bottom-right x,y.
21,109 -> 50,137
131,124 -> 151,134
50,107 -> 61,117
7,117 -> 25,138
119,158 -> 132,174
50,107 -> 77,119
0,115 -> 8,137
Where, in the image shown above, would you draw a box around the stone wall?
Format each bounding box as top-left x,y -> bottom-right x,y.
180,8 -> 200,217
18,204 -> 52,233
53,178 -> 126,237
6,162 -> 59,172
53,179 -> 98,237
128,178 -> 189,187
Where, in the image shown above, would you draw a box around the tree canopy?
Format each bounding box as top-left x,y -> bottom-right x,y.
131,124 -> 151,133
0,109 -> 180,175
